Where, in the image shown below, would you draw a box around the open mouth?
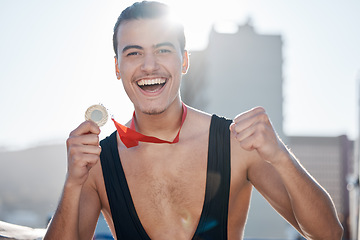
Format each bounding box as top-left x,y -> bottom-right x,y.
137,78 -> 167,93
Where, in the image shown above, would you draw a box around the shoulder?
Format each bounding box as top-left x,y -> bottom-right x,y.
183,106 -> 211,133
177,106 -> 211,150
185,105 -> 212,123
184,106 -> 233,129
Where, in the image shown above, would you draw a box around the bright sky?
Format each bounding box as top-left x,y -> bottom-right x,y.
1,0 -> 359,150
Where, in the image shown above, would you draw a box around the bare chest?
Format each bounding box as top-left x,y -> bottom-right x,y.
119,143 -> 208,239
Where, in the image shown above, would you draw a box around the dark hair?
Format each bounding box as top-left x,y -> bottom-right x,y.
113,1 -> 186,57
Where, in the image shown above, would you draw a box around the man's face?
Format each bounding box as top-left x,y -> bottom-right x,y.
115,17 -> 188,115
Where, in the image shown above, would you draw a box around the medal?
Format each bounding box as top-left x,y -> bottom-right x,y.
85,104 -> 108,127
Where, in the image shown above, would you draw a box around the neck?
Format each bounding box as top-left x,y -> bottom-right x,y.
133,100 -> 184,140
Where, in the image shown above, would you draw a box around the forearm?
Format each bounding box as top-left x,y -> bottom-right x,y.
44,121 -> 101,239
44,180 -> 82,240
274,151 -> 343,239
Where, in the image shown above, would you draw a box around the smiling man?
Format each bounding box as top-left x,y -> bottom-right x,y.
44,1 -> 343,240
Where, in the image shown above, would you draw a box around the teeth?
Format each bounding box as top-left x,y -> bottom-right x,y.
137,78 -> 166,86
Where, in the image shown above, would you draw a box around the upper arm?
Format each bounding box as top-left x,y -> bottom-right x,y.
78,166 -> 102,240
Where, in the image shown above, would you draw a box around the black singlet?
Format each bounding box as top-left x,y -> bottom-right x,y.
100,114 -> 232,240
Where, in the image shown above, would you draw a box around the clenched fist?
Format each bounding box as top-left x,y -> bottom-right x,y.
229,107 -> 288,164
66,120 -> 101,186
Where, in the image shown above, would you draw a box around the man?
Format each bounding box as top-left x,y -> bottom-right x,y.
44,1 -> 343,239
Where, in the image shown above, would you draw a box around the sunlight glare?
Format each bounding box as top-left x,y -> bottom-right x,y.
213,20 -> 239,34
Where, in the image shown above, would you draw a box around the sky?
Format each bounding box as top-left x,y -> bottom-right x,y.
0,0 -> 359,150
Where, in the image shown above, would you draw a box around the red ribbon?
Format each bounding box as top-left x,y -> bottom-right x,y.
112,103 -> 187,148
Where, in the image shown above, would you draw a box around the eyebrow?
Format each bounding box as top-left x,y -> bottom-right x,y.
122,45 -> 143,53
155,42 -> 176,49
122,42 -> 176,53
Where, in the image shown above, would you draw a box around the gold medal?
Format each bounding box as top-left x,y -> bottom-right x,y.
85,104 -> 108,127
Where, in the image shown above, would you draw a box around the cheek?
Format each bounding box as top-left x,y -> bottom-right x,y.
119,62 -> 135,79
164,57 -> 184,74
121,79 -> 136,100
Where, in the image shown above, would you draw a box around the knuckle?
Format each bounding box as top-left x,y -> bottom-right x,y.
72,151 -> 81,160
66,136 -> 75,146
88,134 -> 100,145
70,152 -> 83,165
96,146 -> 102,155
254,130 -> 265,143
256,122 -> 266,131
258,112 -> 268,121
254,106 -> 266,113
84,120 -> 92,127
95,134 -> 100,143
69,129 -> 77,137
233,124 -> 241,133
68,145 -> 79,157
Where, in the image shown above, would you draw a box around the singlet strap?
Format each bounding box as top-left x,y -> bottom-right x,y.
100,132 -> 150,239
193,114 -> 232,240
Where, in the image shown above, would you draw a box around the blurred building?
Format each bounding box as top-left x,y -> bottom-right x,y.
182,21 -> 284,140
182,22 -> 352,238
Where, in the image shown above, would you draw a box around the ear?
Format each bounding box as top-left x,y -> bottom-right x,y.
182,50 -> 189,74
114,56 -> 121,80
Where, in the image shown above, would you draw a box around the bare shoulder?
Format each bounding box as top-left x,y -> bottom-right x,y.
183,106 -> 212,136
185,105 -> 212,122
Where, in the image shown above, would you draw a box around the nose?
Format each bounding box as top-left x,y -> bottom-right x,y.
140,53 -> 159,73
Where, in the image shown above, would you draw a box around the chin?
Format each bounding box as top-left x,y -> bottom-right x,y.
140,105 -> 167,115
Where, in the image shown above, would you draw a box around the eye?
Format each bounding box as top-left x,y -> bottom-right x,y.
126,52 -> 141,57
157,49 -> 171,54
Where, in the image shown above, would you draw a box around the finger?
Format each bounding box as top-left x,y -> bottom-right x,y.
82,153 -> 100,166
233,106 -> 265,124
82,133 -> 100,145
67,134 -> 100,150
237,133 -> 257,151
236,126 -> 266,151
69,152 -> 100,173
68,143 -> 101,157
70,121 -> 101,137
77,144 -> 102,155
231,110 -> 269,134
234,122 -> 259,142
72,133 -> 100,145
